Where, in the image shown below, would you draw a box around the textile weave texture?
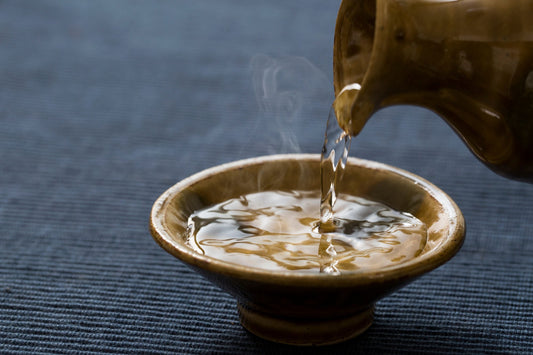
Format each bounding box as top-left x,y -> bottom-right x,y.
1,1 -> 532,353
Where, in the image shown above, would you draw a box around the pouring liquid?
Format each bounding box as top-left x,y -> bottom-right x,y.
185,84 -> 428,274
319,84 -> 360,230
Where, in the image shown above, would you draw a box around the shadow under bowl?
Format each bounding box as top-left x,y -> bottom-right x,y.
150,154 -> 465,346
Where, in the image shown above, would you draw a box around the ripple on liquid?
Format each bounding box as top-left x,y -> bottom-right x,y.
186,190 -> 427,274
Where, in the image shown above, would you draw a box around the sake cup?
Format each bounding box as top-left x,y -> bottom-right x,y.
150,154 -> 465,346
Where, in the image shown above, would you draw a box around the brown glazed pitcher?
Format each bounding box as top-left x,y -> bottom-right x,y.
334,0 -> 533,182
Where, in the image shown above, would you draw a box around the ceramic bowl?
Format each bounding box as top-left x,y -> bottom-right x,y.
150,154 -> 465,346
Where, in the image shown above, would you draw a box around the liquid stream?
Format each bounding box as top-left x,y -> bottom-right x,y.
187,190 -> 427,274
319,84 -> 361,230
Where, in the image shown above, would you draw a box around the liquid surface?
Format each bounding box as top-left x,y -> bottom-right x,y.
186,190 -> 427,274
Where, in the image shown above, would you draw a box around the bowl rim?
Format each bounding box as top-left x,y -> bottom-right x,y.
150,154 -> 465,287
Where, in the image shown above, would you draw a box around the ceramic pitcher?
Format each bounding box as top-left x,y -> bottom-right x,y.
334,0 -> 533,181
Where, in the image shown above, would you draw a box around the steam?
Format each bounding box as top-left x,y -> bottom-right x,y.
249,54 -> 332,154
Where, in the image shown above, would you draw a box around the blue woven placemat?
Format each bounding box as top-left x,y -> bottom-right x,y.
1,1 -> 532,353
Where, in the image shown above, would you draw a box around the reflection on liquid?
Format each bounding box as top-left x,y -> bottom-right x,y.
186,190 -> 427,274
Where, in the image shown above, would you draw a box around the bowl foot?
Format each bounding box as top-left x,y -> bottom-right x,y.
237,303 -> 374,346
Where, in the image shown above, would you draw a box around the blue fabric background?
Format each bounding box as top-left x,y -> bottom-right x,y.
1,1 -> 532,353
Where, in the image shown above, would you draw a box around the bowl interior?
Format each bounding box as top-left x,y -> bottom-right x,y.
150,154 -> 464,283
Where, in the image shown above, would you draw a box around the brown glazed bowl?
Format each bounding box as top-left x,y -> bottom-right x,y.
150,154 -> 465,346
